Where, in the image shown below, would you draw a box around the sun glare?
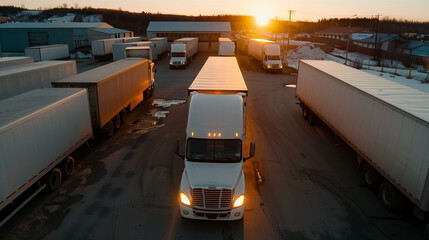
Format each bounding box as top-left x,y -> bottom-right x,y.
255,14 -> 270,26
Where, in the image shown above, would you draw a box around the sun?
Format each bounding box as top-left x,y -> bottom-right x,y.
255,12 -> 270,26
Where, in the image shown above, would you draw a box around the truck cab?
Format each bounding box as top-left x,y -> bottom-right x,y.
169,44 -> 187,68
263,44 -> 283,72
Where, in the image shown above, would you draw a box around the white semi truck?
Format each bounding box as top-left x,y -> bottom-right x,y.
0,88 -> 93,226
176,57 -> 255,221
169,38 -> 198,69
218,38 -> 235,56
248,39 -> 282,72
296,60 -> 429,223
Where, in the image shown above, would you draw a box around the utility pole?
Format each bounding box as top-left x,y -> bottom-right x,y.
345,14 -> 357,66
287,9 -> 295,50
374,14 -> 381,66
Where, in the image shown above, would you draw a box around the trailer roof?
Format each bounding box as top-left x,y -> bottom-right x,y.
0,56 -> 33,64
300,60 -> 429,123
250,39 -> 274,43
55,59 -> 146,83
0,88 -> 86,128
188,57 -> 247,93
25,44 -> 68,49
0,61 -> 75,77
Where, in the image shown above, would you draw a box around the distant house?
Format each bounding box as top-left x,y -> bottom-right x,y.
315,27 -> 369,41
397,40 -> 429,56
0,22 -> 117,52
146,21 -> 231,52
352,33 -> 398,51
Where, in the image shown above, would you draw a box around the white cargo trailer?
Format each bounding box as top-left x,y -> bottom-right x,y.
0,60 -> 77,101
125,46 -> 152,61
0,88 -> 92,226
149,37 -> 168,57
91,38 -> 124,59
122,36 -> 141,43
112,42 -> 151,61
52,59 -> 155,137
218,38 -> 235,56
0,57 -> 34,68
24,44 -> 69,62
177,57 -> 255,221
248,39 -> 282,72
296,60 -> 429,219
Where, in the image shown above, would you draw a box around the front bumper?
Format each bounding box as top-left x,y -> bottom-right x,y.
179,202 -> 244,221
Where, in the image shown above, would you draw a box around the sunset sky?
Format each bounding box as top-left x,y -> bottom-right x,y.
3,0 -> 429,22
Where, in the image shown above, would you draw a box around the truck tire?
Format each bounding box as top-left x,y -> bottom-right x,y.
114,114 -> 121,129
308,110 -> 317,126
362,163 -> 381,191
302,106 -> 309,120
46,168 -> 62,192
106,120 -> 115,137
121,109 -> 127,124
150,83 -> 155,96
379,181 -> 407,212
61,156 -> 75,177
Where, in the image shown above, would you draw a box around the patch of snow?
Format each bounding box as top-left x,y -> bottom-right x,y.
82,15 -> 102,22
149,109 -> 170,118
49,13 -> 76,22
17,10 -> 41,16
70,51 -> 92,59
153,99 -> 186,108
284,43 -> 329,69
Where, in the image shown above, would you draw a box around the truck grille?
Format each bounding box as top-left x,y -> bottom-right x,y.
192,188 -> 232,210
173,61 -> 181,65
272,64 -> 279,69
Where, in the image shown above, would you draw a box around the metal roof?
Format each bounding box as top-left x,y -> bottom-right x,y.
189,57 -> 247,93
357,33 -> 397,43
0,61 -> 75,76
88,28 -> 132,34
0,22 -> 112,29
147,21 -> 231,32
300,60 -> 429,124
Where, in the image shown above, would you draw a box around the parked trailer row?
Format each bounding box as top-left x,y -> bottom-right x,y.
0,88 -> 93,226
0,61 -> 77,101
296,60 -> 429,224
25,44 -> 69,62
0,57 -> 33,68
53,59 -> 155,137
91,37 -> 141,59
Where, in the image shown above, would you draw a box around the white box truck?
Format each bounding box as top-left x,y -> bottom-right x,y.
52,59 -> 155,137
112,42 -> 152,61
91,38 -> 124,59
218,38 -> 235,56
169,38 -> 198,69
0,88 -> 93,226
0,60 -> 77,101
248,39 -> 282,72
24,44 -> 69,62
149,37 -> 168,57
0,57 -> 33,68
176,57 -> 255,221
296,60 -> 429,221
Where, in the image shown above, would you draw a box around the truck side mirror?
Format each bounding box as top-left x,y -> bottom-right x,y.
175,139 -> 184,159
244,142 -> 256,162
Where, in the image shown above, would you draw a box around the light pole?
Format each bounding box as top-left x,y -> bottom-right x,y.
345,14 -> 357,66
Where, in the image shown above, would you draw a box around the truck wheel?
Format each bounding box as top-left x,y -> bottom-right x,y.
46,168 -> 62,192
106,120 -> 115,137
114,114 -> 121,129
302,107 -> 309,120
308,110 -> 317,126
121,109 -> 127,123
61,156 -> 75,177
362,163 -> 381,191
379,181 -> 407,212
150,83 -> 155,96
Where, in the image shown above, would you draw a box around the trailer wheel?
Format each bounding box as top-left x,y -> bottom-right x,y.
120,109 -> 127,124
61,156 -> 75,177
106,120 -> 115,137
379,181 -> 407,212
308,110 -> 317,126
114,114 -> 121,129
46,168 -> 62,192
362,163 -> 381,190
302,107 -> 309,120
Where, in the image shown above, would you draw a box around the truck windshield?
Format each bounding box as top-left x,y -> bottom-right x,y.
172,52 -> 185,57
186,139 -> 242,163
267,55 -> 280,60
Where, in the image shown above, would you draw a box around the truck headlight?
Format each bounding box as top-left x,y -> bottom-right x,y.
233,195 -> 245,208
267,65 -> 272,69
180,193 -> 191,206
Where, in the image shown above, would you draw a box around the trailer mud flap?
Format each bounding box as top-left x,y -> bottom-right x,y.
129,93 -> 144,111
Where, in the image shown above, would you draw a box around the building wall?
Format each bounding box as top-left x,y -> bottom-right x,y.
0,28 -> 75,52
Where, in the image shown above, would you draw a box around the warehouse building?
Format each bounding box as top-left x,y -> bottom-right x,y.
87,28 -> 133,42
146,21 -> 231,52
0,22 -> 132,53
